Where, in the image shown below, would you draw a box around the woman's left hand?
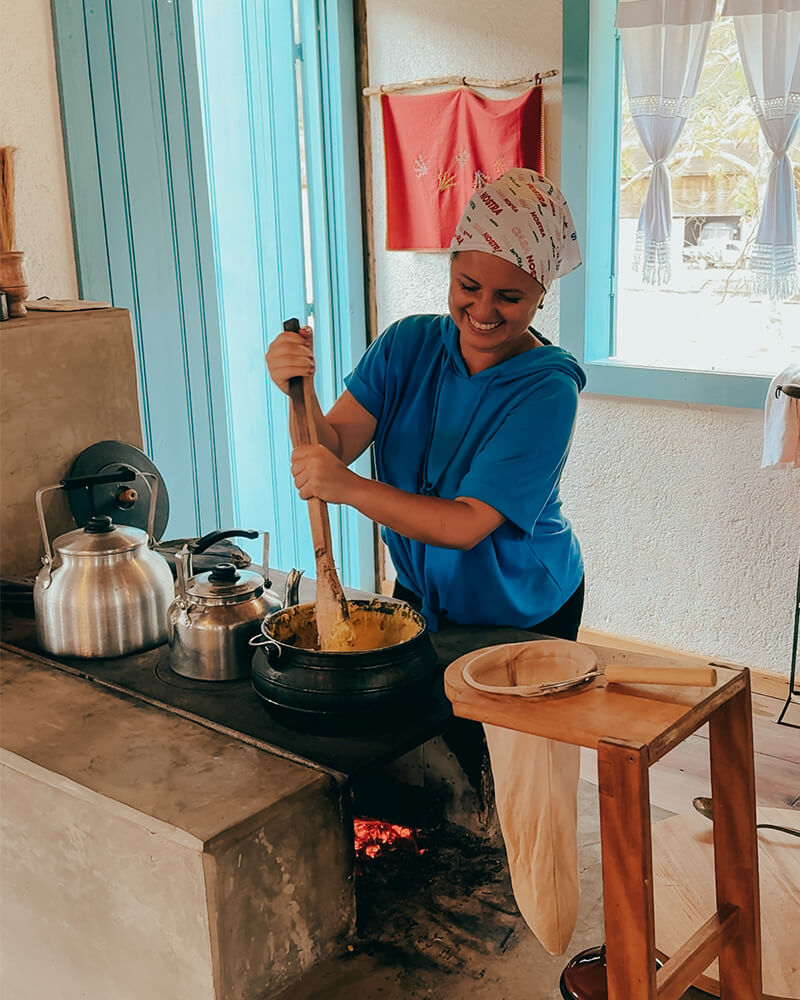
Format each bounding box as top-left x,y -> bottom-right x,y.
291,444 -> 358,504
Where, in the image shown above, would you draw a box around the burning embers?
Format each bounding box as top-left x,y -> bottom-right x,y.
353,818 -> 427,861
351,772 -> 442,865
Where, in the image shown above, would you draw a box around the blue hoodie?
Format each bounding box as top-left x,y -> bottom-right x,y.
345,314 -> 586,631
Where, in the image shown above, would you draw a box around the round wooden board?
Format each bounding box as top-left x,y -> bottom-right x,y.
652,809 -> 800,999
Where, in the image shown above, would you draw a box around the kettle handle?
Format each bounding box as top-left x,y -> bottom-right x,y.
284,567 -> 304,608
175,546 -> 192,605
139,472 -> 160,546
261,531 -> 270,587
59,467 -> 137,491
34,483 -> 63,567
35,468 -> 137,565
191,528 -> 259,554
35,468 -> 160,566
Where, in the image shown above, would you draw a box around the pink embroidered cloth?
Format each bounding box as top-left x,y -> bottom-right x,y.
382,87 -> 544,251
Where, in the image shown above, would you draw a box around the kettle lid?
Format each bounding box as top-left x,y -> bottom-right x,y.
187,562 -> 265,601
55,515 -> 148,555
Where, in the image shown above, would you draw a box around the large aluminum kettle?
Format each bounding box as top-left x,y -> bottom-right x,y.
33,468 -> 174,658
167,530 -> 287,681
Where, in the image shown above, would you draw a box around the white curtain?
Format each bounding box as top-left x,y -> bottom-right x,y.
723,0 -> 800,300
617,0 -> 716,284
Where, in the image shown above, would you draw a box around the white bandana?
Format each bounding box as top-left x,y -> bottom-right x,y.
449,169 -> 582,292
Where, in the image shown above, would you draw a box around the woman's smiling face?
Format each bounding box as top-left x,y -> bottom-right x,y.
448,250 -> 546,374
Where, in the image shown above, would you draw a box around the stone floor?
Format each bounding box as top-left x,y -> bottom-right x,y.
277,781 -> 710,1000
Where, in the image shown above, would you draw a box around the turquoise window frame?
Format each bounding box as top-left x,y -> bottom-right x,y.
561,0 -> 771,410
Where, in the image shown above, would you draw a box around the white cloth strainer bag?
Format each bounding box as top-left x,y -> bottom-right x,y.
467,640 -> 596,955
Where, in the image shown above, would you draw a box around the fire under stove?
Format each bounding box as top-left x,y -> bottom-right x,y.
0,570 -> 541,785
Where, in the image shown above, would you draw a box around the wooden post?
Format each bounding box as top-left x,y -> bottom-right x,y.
597,739 -> 657,999
709,672 -> 763,999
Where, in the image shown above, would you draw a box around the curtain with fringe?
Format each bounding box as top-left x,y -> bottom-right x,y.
617,0 -> 715,285
723,0 -> 800,300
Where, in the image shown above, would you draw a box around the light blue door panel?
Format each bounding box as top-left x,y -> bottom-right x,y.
52,0 -> 234,537
298,0 -> 373,588
52,0 -> 373,583
153,1 -> 231,531
194,0 -> 313,572
94,2 -> 199,524
50,2 -> 112,302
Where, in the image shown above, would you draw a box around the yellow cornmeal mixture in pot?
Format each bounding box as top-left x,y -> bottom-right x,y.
268,600 -> 422,652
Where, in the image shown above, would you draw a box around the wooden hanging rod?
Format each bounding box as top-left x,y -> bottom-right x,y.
362,69 -> 559,97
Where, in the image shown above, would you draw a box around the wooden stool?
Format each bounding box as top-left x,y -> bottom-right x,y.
444,645 -> 763,1000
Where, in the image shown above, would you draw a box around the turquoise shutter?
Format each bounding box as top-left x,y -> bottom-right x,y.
52,0 -> 234,536
193,0 -> 310,572
297,0 -> 374,587
52,0 -> 373,586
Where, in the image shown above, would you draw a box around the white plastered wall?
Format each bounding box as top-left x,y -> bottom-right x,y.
0,0 -> 78,300
366,0 -> 799,675
366,0 -> 563,346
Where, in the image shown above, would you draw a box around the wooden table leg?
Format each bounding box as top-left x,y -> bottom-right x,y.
598,739 -> 657,1000
709,674 -> 763,999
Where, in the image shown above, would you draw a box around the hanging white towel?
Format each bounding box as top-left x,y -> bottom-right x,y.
762,365 -> 800,469
473,642 -> 587,956
483,723 -> 580,955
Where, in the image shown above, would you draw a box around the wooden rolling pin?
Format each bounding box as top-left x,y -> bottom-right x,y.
283,318 -> 354,652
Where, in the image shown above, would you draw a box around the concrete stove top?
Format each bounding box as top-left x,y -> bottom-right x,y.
1,569 -> 541,783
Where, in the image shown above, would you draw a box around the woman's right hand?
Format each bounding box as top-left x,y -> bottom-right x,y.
265,325 -> 315,395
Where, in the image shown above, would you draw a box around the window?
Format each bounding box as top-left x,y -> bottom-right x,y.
561,0 -> 798,408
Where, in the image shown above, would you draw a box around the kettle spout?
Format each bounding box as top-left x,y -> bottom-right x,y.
38,554 -> 54,590
284,568 -> 304,608
175,546 -> 193,603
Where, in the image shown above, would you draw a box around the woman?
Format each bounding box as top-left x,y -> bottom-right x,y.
266,168 -> 586,643
268,169 -> 588,956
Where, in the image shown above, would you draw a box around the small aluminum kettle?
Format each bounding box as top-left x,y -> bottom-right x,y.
33,468 -> 174,658
167,530 -> 285,681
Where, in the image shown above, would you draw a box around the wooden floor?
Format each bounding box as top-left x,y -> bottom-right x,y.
581,692 -> 800,814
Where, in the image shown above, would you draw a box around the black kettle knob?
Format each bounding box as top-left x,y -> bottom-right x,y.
209,563 -> 240,584
84,515 -> 114,534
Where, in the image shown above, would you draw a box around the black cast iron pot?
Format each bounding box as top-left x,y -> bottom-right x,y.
250,598 -> 439,733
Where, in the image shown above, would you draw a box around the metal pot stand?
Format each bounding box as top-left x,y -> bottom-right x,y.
68,441 -> 258,576
67,440 -> 170,540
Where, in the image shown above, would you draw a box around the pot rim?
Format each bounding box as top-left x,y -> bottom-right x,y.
259,597 -> 428,656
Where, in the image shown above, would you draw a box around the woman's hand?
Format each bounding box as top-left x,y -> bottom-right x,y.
265,325 -> 315,395
291,444 -> 359,504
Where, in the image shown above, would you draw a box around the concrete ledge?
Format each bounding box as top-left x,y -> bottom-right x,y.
0,746 -> 203,848
0,648 -> 355,999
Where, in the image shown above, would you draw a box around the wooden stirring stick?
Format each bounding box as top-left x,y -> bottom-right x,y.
283,318 -> 354,651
